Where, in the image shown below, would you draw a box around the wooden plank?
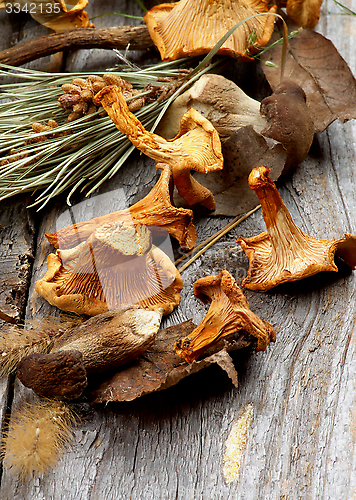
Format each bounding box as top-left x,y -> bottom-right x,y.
0,195 -> 36,322
1,0 -> 356,498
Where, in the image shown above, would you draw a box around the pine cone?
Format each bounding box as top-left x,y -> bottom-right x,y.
57,74 -> 146,122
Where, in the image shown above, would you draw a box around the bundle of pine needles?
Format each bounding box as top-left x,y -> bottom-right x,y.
0,57 -> 226,209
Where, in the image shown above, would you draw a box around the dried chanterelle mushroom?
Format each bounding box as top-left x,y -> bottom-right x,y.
237,166 -> 356,291
278,0 -> 324,29
1,0 -> 95,32
35,222 -> 182,316
157,75 -> 315,175
175,270 -> 275,363
46,163 -> 197,252
94,85 -> 223,211
143,0 -> 277,61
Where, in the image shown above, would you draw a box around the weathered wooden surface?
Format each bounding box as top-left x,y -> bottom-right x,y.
1,0 -> 356,499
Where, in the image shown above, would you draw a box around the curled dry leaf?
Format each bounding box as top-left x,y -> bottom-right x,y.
89,320 -> 253,404
261,27 -> 356,133
174,270 -> 275,362
143,0 -> 277,61
94,85 -> 223,210
237,166 -> 356,291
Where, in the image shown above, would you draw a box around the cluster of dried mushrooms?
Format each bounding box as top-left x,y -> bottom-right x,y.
1,0 -> 356,480
15,75 -> 356,405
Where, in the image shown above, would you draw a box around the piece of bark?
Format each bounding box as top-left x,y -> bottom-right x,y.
89,320 -> 252,404
17,350 -> 87,400
0,25 -> 153,67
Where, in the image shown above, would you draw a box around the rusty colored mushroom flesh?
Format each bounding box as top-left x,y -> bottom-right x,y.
237,166 -> 356,292
175,270 -> 275,363
94,85 -> 223,210
278,0 -> 324,28
35,222 -> 183,316
17,306 -> 163,400
143,0 -> 277,61
46,164 -> 197,251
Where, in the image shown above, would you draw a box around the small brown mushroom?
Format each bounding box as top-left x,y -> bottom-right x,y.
260,80 -> 315,174
143,0 -> 277,61
35,223 -> 182,316
174,270 -> 275,363
17,350 -> 87,400
16,306 -> 163,400
46,163 -> 197,251
237,166 -> 356,291
94,85 -> 223,210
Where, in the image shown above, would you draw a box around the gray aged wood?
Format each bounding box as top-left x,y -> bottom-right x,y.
1,0 -> 356,499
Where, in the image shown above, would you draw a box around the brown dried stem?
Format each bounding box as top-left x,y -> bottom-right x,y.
0,25 -> 153,67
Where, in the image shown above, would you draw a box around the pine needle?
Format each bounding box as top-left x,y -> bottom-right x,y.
0,58 -> 227,209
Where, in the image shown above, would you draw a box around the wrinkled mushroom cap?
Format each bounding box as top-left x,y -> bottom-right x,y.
143,0 -> 277,61
237,166 -> 356,291
175,270 -> 275,362
35,223 -> 183,316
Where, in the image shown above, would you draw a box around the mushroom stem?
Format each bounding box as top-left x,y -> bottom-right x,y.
94,85 -> 223,209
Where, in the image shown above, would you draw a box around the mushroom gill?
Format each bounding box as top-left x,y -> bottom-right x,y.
94,85 -> 223,210
237,166 -> 356,291
143,0 -> 277,61
174,270 -> 275,363
35,223 -> 183,316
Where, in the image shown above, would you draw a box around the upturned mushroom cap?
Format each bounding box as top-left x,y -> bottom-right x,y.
143,0 -> 277,61
35,223 -> 183,316
237,166 -> 356,291
46,164 -> 197,251
94,85 -> 223,210
174,270 -> 275,362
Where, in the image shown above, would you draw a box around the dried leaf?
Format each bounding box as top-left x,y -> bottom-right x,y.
178,126 -> 287,216
89,320 -> 252,404
261,28 -> 356,133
